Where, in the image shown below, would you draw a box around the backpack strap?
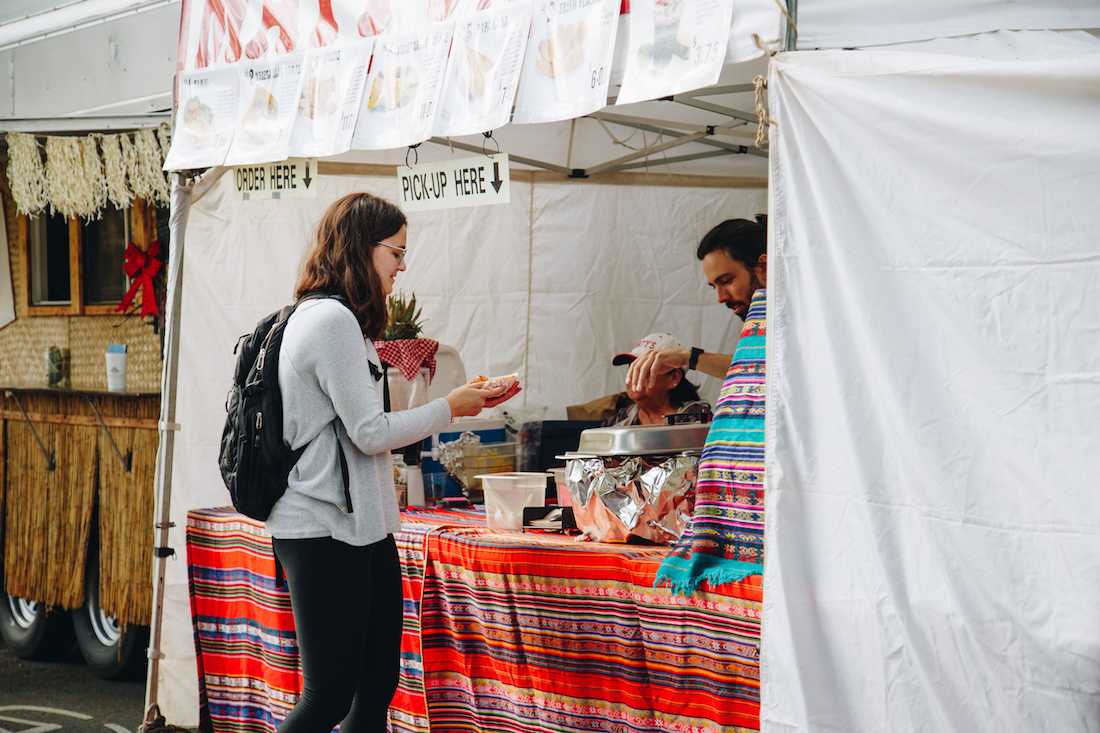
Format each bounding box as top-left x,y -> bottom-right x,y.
381,363 -> 391,413
335,421 -> 352,513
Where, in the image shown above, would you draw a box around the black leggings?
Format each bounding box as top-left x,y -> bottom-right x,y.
272,534 -> 403,733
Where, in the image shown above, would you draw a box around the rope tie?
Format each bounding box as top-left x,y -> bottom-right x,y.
753,74 -> 772,148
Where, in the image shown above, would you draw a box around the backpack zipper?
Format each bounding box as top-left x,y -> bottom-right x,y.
256,347 -> 266,371
253,412 -> 263,447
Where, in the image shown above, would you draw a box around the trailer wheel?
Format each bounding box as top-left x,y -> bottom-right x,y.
0,580 -> 74,659
72,545 -> 148,680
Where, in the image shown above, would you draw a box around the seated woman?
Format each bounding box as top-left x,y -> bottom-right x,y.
608,332 -> 711,426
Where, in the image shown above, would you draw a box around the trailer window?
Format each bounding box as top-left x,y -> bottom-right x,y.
28,212 -> 72,305
82,207 -> 130,305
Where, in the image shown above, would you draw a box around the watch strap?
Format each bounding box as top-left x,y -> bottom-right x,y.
688,346 -> 703,371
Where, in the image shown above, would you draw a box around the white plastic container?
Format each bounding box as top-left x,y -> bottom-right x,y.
477,472 -> 548,531
105,351 -> 127,392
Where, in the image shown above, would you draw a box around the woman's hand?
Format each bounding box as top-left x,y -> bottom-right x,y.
446,382 -> 508,418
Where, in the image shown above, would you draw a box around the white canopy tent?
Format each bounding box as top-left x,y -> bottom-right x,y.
3,1 -> 1098,730
153,2 -> 1100,730
150,1 -> 784,722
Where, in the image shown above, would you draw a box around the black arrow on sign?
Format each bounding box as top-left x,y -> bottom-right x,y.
302,163 -> 313,189
490,161 -> 503,193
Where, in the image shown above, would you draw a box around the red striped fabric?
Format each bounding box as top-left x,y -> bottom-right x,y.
421,528 -> 761,732
186,507 -> 760,733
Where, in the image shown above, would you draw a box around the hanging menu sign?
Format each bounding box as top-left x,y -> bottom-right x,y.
512,0 -> 621,125
351,24 -> 454,150
224,53 -> 307,166
233,158 -> 319,200
615,0 -> 733,105
434,5 -> 533,137
289,39 -> 375,158
164,67 -> 239,170
396,154 -> 510,212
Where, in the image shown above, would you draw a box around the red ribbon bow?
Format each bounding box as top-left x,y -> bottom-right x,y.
118,240 -> 162,317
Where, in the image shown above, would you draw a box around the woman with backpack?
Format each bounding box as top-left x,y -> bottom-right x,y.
265,191 -> 509,733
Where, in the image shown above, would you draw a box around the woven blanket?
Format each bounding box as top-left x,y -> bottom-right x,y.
420,527 -> 761,732
656,288 -> 767,595
185,505 -> 484,733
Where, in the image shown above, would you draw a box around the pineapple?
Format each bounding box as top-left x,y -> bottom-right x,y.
385,292 -> 426,340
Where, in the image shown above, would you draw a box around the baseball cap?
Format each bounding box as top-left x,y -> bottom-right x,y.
611,332 -> 682,366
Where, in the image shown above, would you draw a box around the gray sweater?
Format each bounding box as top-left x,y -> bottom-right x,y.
265,299 -> 452,545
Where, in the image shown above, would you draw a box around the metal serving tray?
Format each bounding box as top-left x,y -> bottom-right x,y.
574,423 -> 709,457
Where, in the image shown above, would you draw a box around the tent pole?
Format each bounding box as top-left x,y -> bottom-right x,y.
676,84 -> 757,97
427,137 -> 572,175
669,96 -> 758,124
613,149 -> 741,172
587,111 -> 748,135
786,0 -> 798,51
143,174 -> 191,716
589,111 -> 767,158
586,130 -> 710,176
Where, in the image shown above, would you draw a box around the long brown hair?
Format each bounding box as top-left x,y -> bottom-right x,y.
294,192 -> 406,339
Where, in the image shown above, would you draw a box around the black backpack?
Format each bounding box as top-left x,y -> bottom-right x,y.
219,293 -> 351,520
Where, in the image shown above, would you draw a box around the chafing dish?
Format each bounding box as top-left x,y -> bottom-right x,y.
559,423 -> 709,544
575,423 -> 711,456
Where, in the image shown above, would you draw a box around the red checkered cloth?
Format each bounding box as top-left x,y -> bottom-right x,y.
373,338 -> 439,382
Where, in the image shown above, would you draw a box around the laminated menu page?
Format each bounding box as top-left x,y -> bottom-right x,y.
615,0 -> 733,105
434,5 -> 534,137
351,24 -> 455,150
163,67 -> 239,170
224,54 -> 307,166
511,0 -> 622,125
288,39 -> 375,158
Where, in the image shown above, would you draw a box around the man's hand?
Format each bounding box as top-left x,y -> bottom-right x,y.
626,347 -> 690,392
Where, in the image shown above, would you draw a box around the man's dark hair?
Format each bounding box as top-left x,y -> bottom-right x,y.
696,215 -> 767,269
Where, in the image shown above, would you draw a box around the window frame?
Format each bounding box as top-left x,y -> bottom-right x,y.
21,199 -> 156,317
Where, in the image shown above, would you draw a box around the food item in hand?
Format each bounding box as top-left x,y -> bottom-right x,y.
473,373 -> 522,407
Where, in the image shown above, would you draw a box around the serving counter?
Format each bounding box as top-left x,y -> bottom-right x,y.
186,505 -> 761,733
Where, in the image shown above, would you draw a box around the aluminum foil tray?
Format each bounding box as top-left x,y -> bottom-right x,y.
576,423 -> 709,457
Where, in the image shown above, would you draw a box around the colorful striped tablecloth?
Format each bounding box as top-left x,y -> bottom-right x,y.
186,505 -> 484,733
186,507 -> 761,733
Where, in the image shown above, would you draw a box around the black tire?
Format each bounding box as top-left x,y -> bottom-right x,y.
72,545 -> 149,680
0,581 -> 75,660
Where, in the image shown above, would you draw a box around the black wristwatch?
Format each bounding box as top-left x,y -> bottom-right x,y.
688,347 -> 703,371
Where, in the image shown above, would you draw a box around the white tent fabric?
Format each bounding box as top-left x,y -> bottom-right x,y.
0,204 -> 13,329
762,35 -> 1100,732
157,170 -> 765,724
796,0 -> 1100,50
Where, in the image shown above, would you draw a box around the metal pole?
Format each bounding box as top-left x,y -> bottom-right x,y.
143,174 -> 190,714
589,112 -> 767,158
585,130 -> 708,177
785,0 -> 798,52
669,96 -> 758,125
426,137 -> 573,175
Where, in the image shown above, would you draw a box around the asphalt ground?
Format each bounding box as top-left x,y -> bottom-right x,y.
0,641 -> 148,733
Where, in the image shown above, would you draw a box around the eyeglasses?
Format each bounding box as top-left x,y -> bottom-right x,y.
377,241 -> 407,264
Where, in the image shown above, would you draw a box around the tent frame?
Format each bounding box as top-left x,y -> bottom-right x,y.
140,0 -> 799,720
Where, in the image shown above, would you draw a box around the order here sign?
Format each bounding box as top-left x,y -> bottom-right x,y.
234,158 -> 318,200
397,154 -> 510,212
